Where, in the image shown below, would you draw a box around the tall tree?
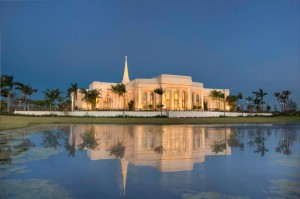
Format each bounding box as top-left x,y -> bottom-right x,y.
273,92 -> 282,111
67,83 -> 78,111
209,90 -> 224,111
80,88 -> 101,110
281,90 -> 292,112
253,98 -> 262,112
15,83 -> 37,111
226,95 -> 239,112
43,89 -> 63,111
252,89 -> 267,112
273,90 -> 292,113
245,96 -> 253,114
110,84 -> 127,117
154,87 -> 165,116
0,75 -> 20,112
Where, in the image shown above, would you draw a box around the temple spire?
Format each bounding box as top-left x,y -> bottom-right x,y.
121,158 -> 129,196
122,55 -> 130,84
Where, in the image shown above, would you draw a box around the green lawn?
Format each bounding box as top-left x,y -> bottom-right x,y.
1,115 -> 300,131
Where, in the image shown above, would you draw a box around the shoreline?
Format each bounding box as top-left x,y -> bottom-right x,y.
1,115 -> 300,131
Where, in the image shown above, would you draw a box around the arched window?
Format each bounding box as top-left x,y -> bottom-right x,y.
165,90 -> 170,109
150,92 -> 154,105
196,94 -> 200,107
192,93 -> 196,106
174,90 -> 179,109
142,92 -> 147,109
104,98 -> 111,110
182,90 -> 185,109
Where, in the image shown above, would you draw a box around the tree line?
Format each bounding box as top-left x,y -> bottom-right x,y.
0,74 -> 298,114
208,88 -> 297,114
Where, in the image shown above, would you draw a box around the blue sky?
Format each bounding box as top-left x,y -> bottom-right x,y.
0,0 -> 299,109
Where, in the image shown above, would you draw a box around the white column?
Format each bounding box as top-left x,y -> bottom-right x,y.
147,91 -> 150,107
179,89 -> 182,110
138,89 -> 142,110
201,92 -> 204,111
170,89 -> 174,110
162,86 -> 166,110
187,88 -> 192,110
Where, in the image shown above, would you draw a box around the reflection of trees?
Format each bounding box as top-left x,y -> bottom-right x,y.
0,136 -> 12,165
64,139 -> 76,157
154,145 -> 164,154
77,127 -> 99,151
211,139 -> 226,154
109,143 -> 125,159
227,129 -> 244,151
13,138 -> 35,156
247,128 -> 269,156
210,128 -> 244,154
275,129 -> 296,156
41,129 -> 64,149
0,132 -> 35,165
64,126 -> 76,157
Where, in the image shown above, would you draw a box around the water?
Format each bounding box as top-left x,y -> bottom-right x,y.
0,123 -> 299,199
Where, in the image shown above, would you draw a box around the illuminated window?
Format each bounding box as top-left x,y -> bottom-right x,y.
150,92 -> 154,105
104,98 -> 111,110
165,90 -> 170,109
174,90 -> 179,109
196,94 -> 200,106
142,92 -> 147,108
182,90 -> 185,109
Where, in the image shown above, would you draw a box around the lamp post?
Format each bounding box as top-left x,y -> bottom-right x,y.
19,100 -> 21,111
247,101 -> 251,116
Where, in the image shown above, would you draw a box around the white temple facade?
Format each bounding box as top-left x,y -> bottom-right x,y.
74,56 -> 230,111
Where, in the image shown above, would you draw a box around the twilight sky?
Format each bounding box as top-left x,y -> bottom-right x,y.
0,0 -> 299,109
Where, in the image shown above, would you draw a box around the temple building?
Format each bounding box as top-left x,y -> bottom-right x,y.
74,56 -> 230,111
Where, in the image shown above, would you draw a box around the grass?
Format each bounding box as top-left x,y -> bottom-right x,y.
1,115 -> 300,131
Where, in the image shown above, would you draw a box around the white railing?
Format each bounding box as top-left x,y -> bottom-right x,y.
14,110 -> 272,118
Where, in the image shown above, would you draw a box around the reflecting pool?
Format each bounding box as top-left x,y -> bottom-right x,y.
0,123 -> 300,199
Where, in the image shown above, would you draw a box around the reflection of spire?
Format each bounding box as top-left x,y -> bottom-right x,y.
121,158 -> 129,196
122,55 -> 130,84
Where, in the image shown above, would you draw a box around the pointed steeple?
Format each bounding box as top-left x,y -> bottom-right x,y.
122,55 -> 130,84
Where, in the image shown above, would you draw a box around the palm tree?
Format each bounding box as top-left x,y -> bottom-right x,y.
15,83 -> 37,111
43,89 -> 63,111
281,90 -> 292,113
252,89 -> 267,112
110,84 -> 127,117
226,95 -> 238,112
67,83 -> 78,111
154,87 -> 165,116
273,90 -> 292,113
80,88 -> 101,110
209,90 -> 224,111
253,98 -> 261,112
0,75 -> 20,112
245,96 -> 253,114
273,92 -> 282,111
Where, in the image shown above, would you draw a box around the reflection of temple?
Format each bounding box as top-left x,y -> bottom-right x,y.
69,124 -> 231,194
